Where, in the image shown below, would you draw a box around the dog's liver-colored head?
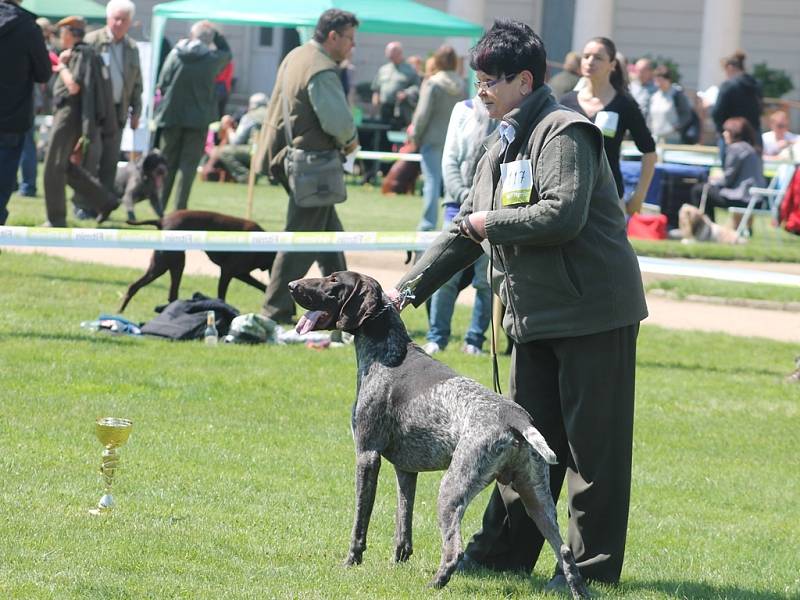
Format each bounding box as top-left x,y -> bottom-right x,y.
289,271 -> 385,333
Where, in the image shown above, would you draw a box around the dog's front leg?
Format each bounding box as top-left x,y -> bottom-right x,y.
345,449 -> 381,567
393,468 -> 417,562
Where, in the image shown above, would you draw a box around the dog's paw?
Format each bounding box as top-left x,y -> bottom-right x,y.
428,573 -> 451,589
394,543 -> 413,562
343,552 -> 363,567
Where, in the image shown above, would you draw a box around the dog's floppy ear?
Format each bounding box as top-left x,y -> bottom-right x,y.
335,274 -> 384,331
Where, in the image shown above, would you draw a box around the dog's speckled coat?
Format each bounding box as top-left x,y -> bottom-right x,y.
288,271 -> 588,598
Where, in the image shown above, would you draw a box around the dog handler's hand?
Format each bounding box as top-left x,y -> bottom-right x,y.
386,288 -> 406,311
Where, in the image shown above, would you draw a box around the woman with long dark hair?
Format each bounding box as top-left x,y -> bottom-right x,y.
560,37 -> 656,215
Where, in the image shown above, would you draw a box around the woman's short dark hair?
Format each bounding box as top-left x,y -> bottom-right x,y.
588,37 -> 627,93
470,19 -> 546,89
313,9 -> 359,43
723,116 -> 759,147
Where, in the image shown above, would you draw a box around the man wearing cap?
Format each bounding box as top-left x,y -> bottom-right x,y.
153,20 -> 231,211
42,15 -> 119,226
0,0 -> 51,224
74,0 -> 142,217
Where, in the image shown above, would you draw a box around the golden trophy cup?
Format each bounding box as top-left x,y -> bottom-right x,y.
89,417 -> 133,516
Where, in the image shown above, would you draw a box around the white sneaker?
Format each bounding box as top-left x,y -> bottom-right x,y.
422,341 -> 441,355
462,343 -> 485,356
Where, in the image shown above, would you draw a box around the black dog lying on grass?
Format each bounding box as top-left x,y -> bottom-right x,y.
288,271 -> 588,598
119,210 -> 275,313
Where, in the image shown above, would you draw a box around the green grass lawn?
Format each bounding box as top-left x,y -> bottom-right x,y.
646,278 -> 800,305
5,175 -> 800,264
1,252 -> 798,599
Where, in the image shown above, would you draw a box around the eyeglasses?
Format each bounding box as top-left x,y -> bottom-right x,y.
474,73 -> 518,92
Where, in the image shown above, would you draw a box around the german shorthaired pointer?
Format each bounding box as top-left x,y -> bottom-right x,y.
288,271 -> 588,598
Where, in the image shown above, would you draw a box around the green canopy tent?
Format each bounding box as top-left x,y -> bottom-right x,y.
149,0 -> 484,109
24,0 -> 106,21
148,0 -> 483,216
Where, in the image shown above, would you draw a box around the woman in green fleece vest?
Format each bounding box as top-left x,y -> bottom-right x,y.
392,20 -> 647,589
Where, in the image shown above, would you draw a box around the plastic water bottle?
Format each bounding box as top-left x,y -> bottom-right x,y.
204,311 -> 218,346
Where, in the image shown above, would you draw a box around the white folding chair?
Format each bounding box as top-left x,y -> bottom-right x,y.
729,163 -> 796,239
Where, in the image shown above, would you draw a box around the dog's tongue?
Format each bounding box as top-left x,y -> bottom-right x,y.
296,310 -> 325,334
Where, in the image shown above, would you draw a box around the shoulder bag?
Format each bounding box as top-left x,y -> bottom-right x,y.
281,75 -> 347,207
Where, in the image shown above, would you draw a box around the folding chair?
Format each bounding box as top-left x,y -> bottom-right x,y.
728,163 -> 796,239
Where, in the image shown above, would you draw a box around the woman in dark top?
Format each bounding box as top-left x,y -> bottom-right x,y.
711,50 -> 763,163
560,37 -> 656,215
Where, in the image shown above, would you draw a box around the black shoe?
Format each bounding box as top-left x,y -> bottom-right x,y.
73,207 -> 97,220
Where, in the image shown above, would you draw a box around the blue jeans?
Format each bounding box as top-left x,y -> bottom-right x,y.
18,127 -> 37,196
417,143 -> 443,231
427,246 -> 492,350
0,132 -> 25,224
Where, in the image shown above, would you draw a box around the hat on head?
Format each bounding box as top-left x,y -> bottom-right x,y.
55,16 -> 86,32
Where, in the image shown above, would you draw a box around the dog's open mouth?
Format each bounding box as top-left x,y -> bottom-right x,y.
296,310 -> 334,334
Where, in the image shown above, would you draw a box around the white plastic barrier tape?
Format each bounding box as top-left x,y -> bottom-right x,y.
355,150 -> 422,162
0,226 -> 438,252
637,256 -> 800,287
2,226 -> 799,287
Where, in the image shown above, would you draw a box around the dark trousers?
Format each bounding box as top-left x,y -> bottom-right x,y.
43,104 -> 117,226
159,126 -> 206,211
18,127 -> 37,196
464,324 -> 639,584
0,132 -> 25,224
261,174 -> 347,323
73,118 -> 123,211
690,182 -> 748,223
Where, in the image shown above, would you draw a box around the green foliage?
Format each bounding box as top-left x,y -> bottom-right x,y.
752,62 -> 794,99
1,252 -> 799,599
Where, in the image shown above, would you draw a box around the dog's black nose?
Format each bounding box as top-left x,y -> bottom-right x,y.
287,281 -> 298,292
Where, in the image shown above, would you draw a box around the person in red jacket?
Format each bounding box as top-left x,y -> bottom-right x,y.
778,166 -> 800,235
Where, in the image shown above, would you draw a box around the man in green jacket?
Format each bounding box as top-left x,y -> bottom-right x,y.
154,20 -> 230,210
393,20 -> 647,588
257,8 -> 359,325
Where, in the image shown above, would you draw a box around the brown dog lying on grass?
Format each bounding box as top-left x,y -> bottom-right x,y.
118,210 -> 275,312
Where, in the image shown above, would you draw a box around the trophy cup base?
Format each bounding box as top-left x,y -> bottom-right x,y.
88,494 -> 114,516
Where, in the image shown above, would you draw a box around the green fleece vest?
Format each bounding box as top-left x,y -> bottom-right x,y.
260,42 -> 338,177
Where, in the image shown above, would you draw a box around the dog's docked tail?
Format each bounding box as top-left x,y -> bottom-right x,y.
126,218 -> 163,229
521,426 -> 557,464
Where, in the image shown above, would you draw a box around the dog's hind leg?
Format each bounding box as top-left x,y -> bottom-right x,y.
118,251 -> 173,312
513,461 -> 589,599
430,444 -> 497,589
229,272 -> 267,296
345,449 -> 381,567
217,270 -> 234,301
393,468 -> 417,562
165,251 -> 185,302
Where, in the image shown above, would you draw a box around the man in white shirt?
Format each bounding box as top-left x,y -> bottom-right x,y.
762,110 -> 798,159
